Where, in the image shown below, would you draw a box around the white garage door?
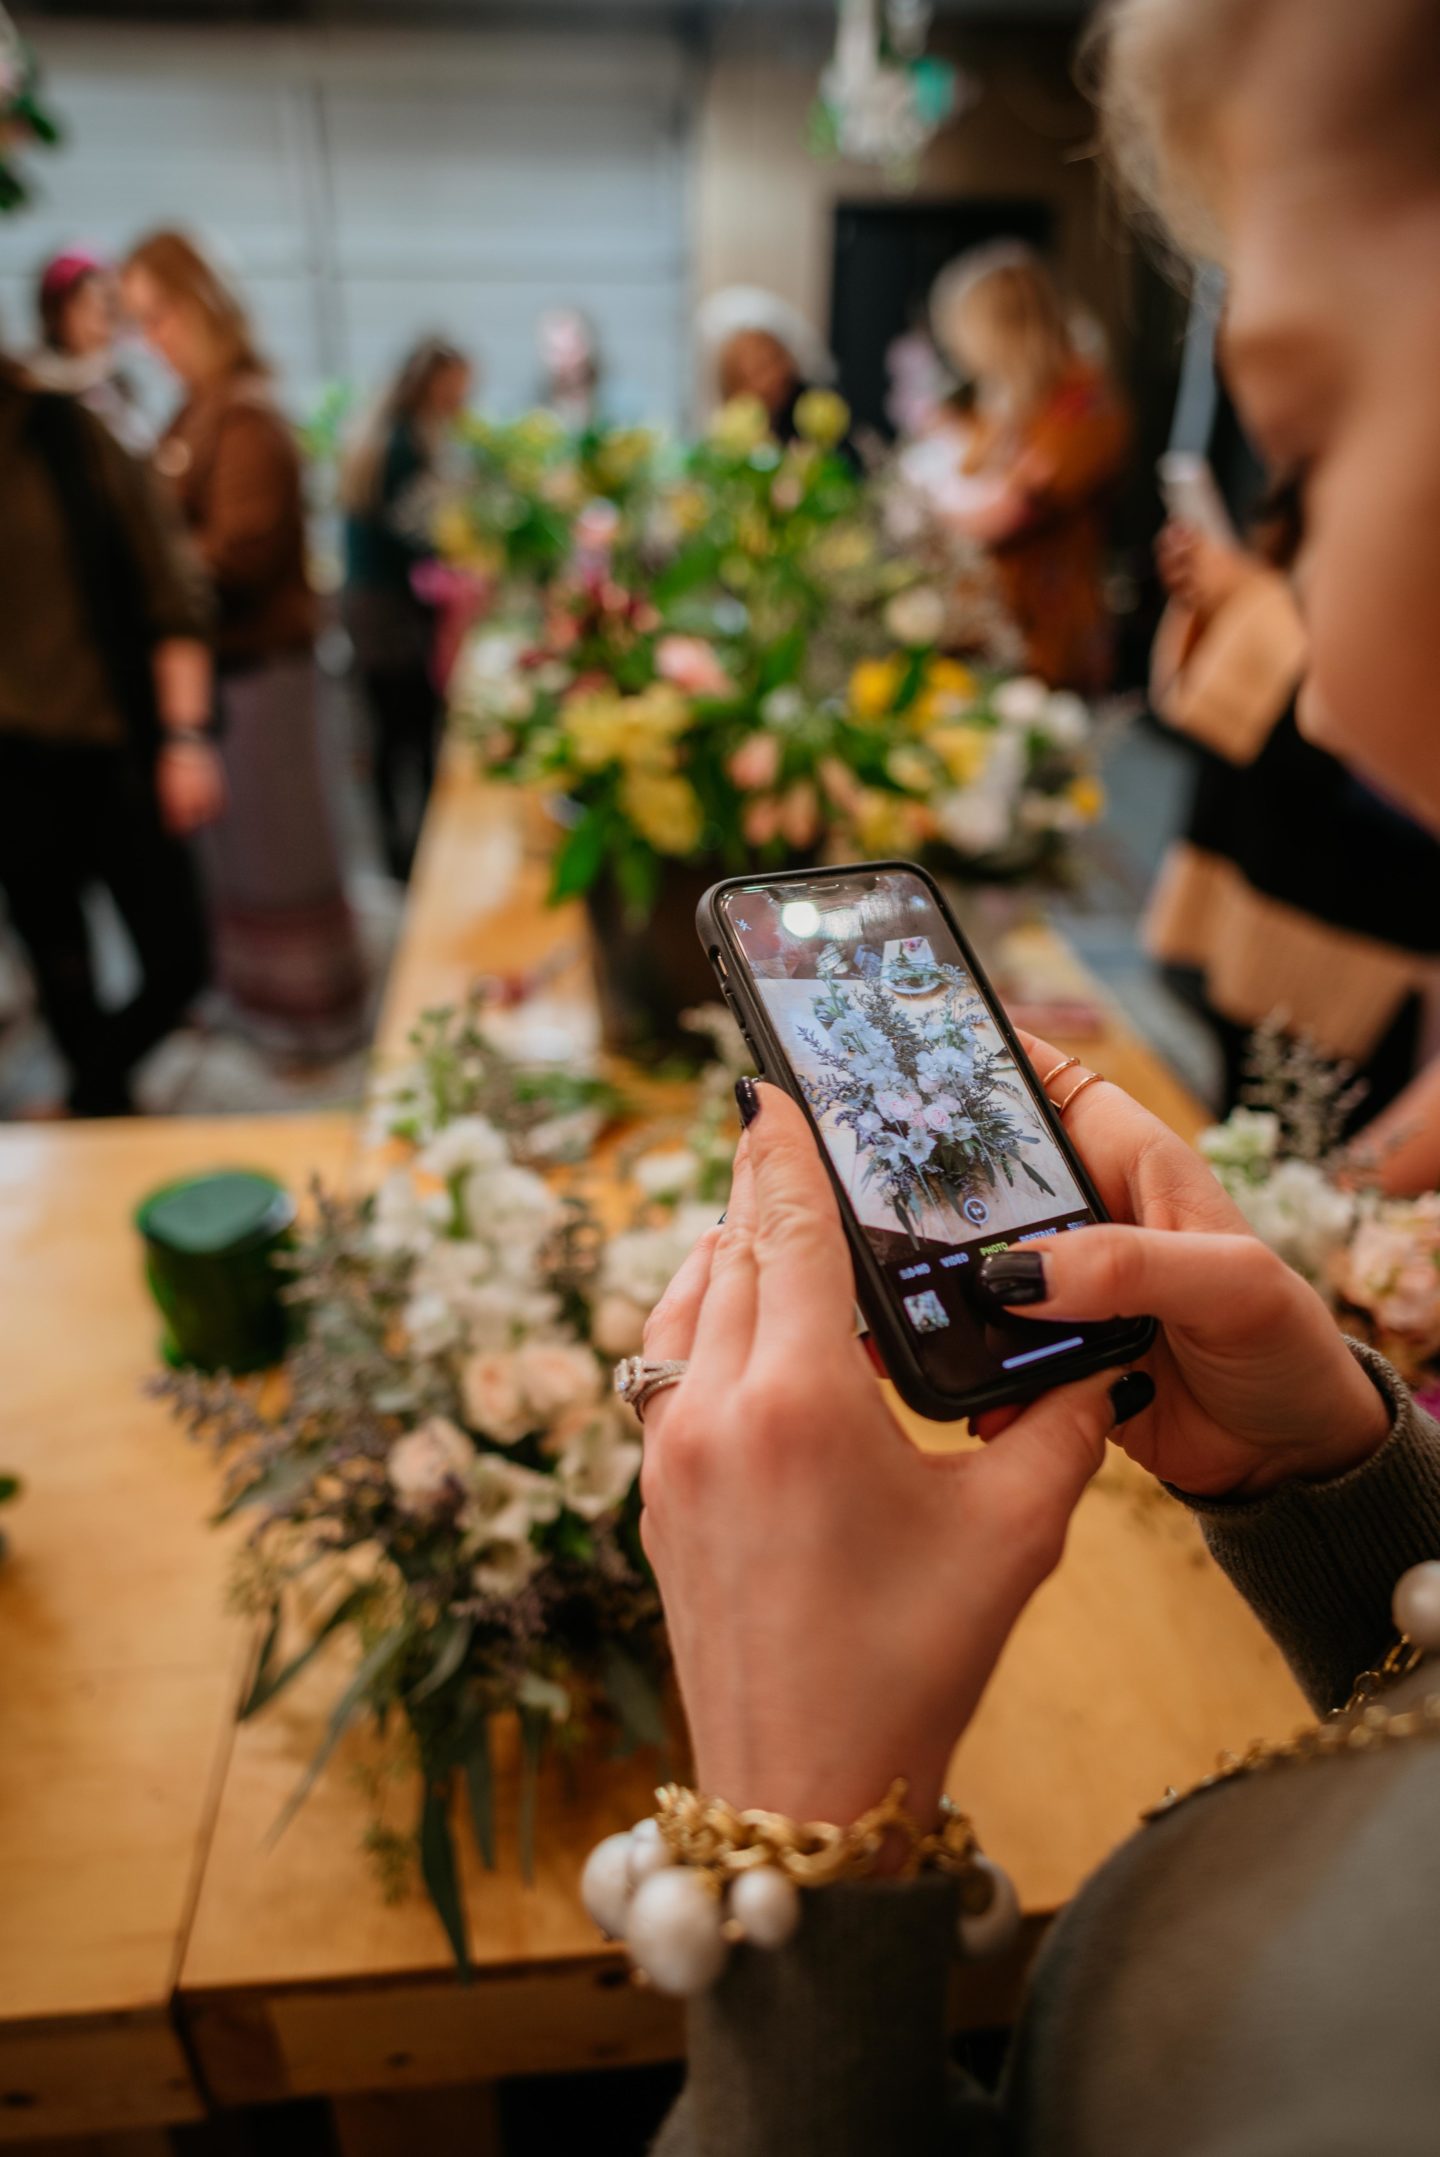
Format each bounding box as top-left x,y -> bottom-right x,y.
0,23 -> 694,427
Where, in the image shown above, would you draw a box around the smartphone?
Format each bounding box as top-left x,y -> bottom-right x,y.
1156,451 -> 1236,547
697,861 -> 1155,1421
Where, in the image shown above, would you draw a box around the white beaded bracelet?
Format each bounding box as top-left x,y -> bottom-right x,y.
581,1783 -> 1020,1998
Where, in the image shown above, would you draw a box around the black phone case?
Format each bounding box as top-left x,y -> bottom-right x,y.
696,860 -> 1156,1422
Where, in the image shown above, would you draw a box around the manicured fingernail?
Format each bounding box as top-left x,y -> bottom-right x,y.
1109,1370 -> 1156,1426
978,1250 -> 1047,1305
735,1076 -> 760,1128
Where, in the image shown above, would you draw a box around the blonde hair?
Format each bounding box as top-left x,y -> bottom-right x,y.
338,335 -> 468,516
930,244 -> 1077,423
124,229 -> 267,377
1090,0 -> 1440,261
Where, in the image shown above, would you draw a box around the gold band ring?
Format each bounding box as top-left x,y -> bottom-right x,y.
1040,1055 -> 1081,1089
1054,1070 -> 1107,1115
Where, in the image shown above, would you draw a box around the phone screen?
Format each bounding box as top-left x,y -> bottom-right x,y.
719,867 -> 1125,1400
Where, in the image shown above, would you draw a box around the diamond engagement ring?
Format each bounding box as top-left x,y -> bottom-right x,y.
614,1356 -> 689,1420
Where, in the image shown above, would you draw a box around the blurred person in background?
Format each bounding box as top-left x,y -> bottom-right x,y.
24,248 -> 149,453
123,229 -> 365,1060
0,349 -> 219,1115
1148,485 -> 1440,1122
537,306 -> 602,432
339,335 -> 472,884
699,286 -> 856,460
930,242 -> 1130,691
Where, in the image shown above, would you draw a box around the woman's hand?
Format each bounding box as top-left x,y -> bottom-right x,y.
1155,520 -> 1253,622
638,1083 -> 1142,1831
975,1033 -> 1392,1500
155,737 -> 226,835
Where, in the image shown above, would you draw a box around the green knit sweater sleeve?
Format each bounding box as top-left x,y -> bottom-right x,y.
651,1876 -> 1005,2157
1176,1341 -> 1440,1712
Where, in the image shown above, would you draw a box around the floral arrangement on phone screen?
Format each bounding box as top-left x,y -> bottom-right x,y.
799,970 -> 1055,1240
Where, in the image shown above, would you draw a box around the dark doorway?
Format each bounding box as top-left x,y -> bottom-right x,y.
829,197 -> 1054,440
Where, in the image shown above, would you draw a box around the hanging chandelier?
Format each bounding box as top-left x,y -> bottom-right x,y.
812,0 -> 974,185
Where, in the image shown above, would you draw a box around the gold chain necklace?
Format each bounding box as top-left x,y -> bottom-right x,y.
1144,1635 -> 1434,1822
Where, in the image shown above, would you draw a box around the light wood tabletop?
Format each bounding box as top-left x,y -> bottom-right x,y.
0,1112 -> 352,2141
175,767 -> 1309,2112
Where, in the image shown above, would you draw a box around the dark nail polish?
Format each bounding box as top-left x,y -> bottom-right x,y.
735,1076 -> 761,1128
1109,1370 -> 1156,1426
977,1250 -> 1047,1305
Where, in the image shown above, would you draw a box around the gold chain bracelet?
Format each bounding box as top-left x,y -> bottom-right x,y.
655,1777 -> 979,1886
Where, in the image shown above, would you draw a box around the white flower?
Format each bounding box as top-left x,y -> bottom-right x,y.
456,1278 -> 563,1352
760,685 -> 805,727
884,584 -> 947,648
370,1169 -> 446,1257
935,788 -> 1014,858
551,1401 -> 643,1521
1230,1160 -> 1356,1288
460,1350 -> 533,1444
460,1455 -> 562,1600
591,1291 -> 649,1357
402,1238 -> 499,1357
1198,1108 -> 1282,1184
387,1417 -> 475,1515
513,1339 -> 604,1421
469,1162 -> 563,1248
632,1146 -> 701,1201
600,1203 -> 718,1311
418,1115 -> 509,1181
1040,691 -> 1091,748
991,675 -> 1050,727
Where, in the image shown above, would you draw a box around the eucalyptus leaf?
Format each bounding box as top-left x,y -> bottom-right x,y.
213,1448 -> 320,1525
419,1776 -> 471,1979
268,1622 -> 411,1843
411,1614 -> 474,1703
240,1583 -> 378,1721
463,1717 -> 497,1870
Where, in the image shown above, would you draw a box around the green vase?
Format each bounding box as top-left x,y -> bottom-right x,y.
135,1170 -> 298,1375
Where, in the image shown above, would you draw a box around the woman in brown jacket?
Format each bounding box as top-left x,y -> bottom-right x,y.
123,231 -> 365,1059
930,245 -> 1130,693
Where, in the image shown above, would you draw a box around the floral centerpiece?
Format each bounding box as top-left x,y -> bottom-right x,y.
157,1001 -> 736,1971
435,410 -> 661,599
797,965 -> 1056,1240
1199,1027 -> 1440,1416
0,8 -> 61,213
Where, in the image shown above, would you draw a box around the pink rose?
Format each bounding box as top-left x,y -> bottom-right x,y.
728,733 -> 783,791
460,1351 -> 532,1445
513,1340 -> 603,1421
779,780 -> 821,850
921,1101 -> 953,1132
743,795 -> 784,847
818,756 -> 864,814
657,635 -> 735,699
875,1088 -> 921,1122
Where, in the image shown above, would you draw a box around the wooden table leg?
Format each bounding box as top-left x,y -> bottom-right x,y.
330,2085 -> 503,2157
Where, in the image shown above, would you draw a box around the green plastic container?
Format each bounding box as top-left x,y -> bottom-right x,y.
135,1169 -> 298,1374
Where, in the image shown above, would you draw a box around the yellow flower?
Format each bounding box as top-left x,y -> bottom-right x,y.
814,523 -> 875,575
926,657 -> 977,699
793,388 -> 851,448
591,428 -> 655,491
885,745 -> 935,795
1067,775 -> 1106,824
669,485 -> 709,534
926,725 -> 991,786
853,789 -> 928,856
563,684 -> 690,774
512,409 -> 566,454
709,395 -> 772,455
432,503 -> 498,573
622,770 -> 704,855
848,656 -> 904,721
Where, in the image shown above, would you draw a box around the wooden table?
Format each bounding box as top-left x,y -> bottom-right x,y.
0,1113 -> 351,2144
173,767 -> 1309,2124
